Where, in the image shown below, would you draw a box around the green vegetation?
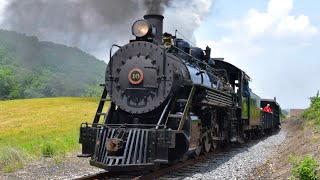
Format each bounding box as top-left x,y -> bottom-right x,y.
0,30 -> 107,172
303,91 -> 320,125
0,30 -> 106,100
289,154 -> 320,180
302,90 -> 320,133
288,91 -> 320,179
0,97 -> 109,172
281,109 -> 289,119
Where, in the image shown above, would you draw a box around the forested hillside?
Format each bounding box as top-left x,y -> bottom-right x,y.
0,30 -> 106,99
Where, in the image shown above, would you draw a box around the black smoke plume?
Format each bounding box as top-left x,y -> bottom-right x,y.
2,0 -> 145,59
1,0 -> 212,60
144,0 -> 171,14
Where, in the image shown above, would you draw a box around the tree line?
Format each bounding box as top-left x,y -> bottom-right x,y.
0,30 -> 106,100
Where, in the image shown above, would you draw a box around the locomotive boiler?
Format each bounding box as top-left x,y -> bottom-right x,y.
78,14 -> 281,172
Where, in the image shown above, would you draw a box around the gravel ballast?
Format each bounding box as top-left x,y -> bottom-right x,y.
183,130 -> 286,180
1,155 -> 103,180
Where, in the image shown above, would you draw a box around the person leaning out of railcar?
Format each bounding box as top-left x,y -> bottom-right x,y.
263,104 -> 272,113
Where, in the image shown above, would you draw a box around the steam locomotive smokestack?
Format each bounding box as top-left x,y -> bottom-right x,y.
144,14 -> 164,43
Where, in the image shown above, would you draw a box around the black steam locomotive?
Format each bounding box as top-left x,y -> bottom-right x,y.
78,14 -> 281,171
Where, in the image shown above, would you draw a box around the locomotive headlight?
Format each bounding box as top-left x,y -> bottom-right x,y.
132,20 -> 151,37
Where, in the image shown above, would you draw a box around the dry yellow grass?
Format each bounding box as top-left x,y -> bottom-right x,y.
0,97 -> 109,172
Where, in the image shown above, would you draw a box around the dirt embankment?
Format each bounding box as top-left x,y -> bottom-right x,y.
250,118 -> 320,179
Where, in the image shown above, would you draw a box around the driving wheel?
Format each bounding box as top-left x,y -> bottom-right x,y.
203,133 -> 211,153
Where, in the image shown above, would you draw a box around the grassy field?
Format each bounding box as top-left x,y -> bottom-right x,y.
0,97 -> 109,172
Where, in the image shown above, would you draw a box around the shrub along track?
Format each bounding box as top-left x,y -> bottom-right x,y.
249,118 -> 320,179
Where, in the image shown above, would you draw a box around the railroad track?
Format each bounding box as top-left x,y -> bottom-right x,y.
74,138 -> 265,180
73,158 -> 198,180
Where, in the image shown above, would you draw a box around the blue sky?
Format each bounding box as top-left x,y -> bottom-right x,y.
194,0 -> 319,109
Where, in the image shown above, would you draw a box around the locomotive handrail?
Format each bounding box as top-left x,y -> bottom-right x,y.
168,45 -> 205,67
168,45 -> 227,78
156,97 -> 173,129
108,44 -> 122,77
175,29 -> 197,46
169,45 -> 233,91
81,122 -> 165,128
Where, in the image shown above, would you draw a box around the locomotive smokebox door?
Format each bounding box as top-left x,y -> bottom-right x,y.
107,41 -> 174,114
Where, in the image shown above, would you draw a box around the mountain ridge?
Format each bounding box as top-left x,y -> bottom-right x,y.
0,29 -> 106,99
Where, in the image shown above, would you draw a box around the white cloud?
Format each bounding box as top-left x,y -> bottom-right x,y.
0,0 -> 8,24
245,9 -> 273,37
217,0 -> 318,39
245,0 -> 318,38
196,0 -> 320,108
275,15 -> 318,37
197,0 -> 318,62
267,0 -> 293,18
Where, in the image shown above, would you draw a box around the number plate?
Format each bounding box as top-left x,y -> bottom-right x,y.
128,68 -> 144,85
